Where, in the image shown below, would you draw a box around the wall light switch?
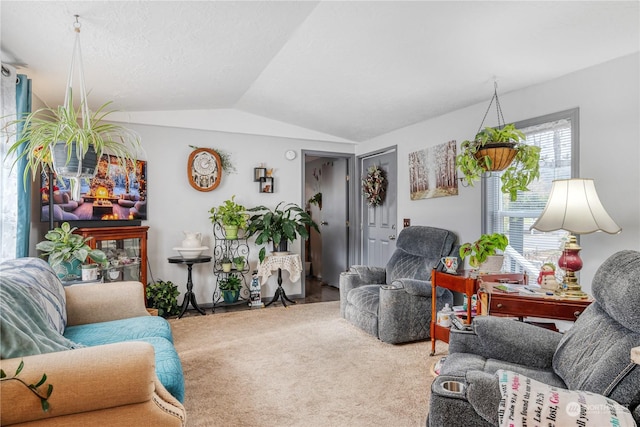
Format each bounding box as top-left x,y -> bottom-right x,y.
403,218 -> 411,227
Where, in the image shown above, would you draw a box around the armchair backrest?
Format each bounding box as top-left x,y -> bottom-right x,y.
385,226 -> 457,285
553,250 -> 640,407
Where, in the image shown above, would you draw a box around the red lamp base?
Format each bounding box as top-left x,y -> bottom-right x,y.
558,235 -> 588,299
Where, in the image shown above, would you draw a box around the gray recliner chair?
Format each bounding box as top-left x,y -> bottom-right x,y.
427,250 -> 640,426
339,226 -> 459,344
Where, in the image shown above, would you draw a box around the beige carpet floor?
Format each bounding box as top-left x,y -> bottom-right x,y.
169,301 -> 448,427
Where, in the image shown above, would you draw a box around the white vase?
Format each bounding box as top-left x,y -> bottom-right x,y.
479,255 -> 504,273
182,231 -> 202,248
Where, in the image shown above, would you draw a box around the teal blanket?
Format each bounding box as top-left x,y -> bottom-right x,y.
0,280 -> 80,359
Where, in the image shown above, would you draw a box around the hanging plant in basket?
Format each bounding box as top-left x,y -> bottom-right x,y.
455,82 -> 541,201
362,165 -> 387,207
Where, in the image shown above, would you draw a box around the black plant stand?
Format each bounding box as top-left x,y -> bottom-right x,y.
168,255 -> 211,318
265,268 -> 297,307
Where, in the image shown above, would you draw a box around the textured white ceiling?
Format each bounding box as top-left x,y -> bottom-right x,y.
2,1 -> 639,142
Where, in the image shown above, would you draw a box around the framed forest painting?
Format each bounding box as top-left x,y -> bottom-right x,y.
409,140 -> 458,200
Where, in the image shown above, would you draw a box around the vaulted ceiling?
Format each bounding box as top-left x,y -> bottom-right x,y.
2,1 -> 639,143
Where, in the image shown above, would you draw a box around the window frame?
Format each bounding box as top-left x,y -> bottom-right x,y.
481,108 -> 580,275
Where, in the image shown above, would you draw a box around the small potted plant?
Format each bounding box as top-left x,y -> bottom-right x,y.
220,257 -> 232,273
36,222 -> 108,281
219,274 -> 242,304
459,233 -> 509,273
209,195 -> 249,239
456,124 -> 541,201
145,280 -> 180,318
233,255 -> 245,271
247,201 -> 319,263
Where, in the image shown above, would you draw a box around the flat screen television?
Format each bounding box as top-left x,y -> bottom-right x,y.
40,154 -> 147,226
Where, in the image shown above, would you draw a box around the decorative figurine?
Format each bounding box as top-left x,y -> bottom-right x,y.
537,263 -> 560,292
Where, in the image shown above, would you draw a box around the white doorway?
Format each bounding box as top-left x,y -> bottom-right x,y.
302,151 -> 355,289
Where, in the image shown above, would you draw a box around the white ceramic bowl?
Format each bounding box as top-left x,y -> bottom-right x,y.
173,246 -> 208,259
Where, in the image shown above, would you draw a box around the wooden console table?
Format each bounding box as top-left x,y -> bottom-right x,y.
478,282 -> 592,321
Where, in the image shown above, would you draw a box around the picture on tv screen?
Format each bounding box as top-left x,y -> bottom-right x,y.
40,154 -> 147,222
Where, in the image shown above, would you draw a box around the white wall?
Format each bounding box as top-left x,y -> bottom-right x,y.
357,53 -> 640,293
130,124 -> 353,304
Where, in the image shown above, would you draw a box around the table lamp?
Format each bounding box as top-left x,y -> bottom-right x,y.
530,178 -> 621,298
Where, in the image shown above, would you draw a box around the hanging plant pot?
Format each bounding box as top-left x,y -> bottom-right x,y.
473,143 -> 518,172
51,142 -> 99,179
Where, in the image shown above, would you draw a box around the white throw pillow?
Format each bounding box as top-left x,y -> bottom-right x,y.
497,369 -> 636,427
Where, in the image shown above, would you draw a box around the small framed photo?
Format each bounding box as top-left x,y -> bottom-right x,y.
260,176 -> 274,193
254,167 -> 266,182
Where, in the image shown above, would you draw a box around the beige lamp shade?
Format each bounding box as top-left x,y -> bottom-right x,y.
531,178 -> 621,235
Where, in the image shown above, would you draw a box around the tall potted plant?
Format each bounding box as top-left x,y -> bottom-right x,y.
456,124 -> 541,201
247,202 -> 319,263
36,222 -> 108,281
209,195 -> 249,239
459,233 -> 509,273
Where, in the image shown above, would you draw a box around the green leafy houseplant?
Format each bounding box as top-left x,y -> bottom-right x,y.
209,195 -> 249,238
233,256 -> 245,269
459,233 -> 509,268
1,361 -> 53,412
3,96 -> 140,186
36,222 -> 107,279
247,202 -> 319,263
219,274 -> 242,304
145,280 -> 180,318
308,192 -> 322,210
456,124 -> 541,201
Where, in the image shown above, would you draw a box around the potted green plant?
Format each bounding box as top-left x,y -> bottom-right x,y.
456,124 -> 541,201
36,222 -> 108,281
4,97 -> 140,187
308,192 -> 322,210
219,274 -> 242,304
209,195 -> 249,239
459,233 -> 509,272
247,202 -> 319,263
145,280 -> 180,318
220,257 -> 232,273
233,255 -> 245,271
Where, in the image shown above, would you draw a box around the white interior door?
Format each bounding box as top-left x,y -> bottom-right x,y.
320,159 -> 348,287
362,150 -> 397,267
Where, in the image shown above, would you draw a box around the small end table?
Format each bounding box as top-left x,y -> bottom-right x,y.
257,254 -> 302,307
168,255 -> 211,318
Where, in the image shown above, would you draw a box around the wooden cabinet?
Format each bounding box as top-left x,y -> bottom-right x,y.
74,226 -> 149,289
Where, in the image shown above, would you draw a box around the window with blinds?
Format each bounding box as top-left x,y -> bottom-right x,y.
482,109 -> 579,281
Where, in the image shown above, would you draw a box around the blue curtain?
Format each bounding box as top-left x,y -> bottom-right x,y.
15,74 -> 32,257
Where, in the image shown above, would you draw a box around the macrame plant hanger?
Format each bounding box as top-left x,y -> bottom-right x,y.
51,15 -> 98,202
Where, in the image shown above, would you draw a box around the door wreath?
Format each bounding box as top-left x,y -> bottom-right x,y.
362,165 -> 387,206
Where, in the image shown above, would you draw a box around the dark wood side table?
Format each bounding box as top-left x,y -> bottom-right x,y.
478,282 -> 592,321
168,255 -> 211,318
430,269 -> 526,356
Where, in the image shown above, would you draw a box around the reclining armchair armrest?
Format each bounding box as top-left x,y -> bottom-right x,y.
65,281 -> 149,326
340,266 -> 386,317
449,316 -> 563,369
0,342 -> 185,426
390,278 -> 432,297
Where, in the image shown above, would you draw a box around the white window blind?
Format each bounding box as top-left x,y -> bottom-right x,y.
483,109 -> 577,281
